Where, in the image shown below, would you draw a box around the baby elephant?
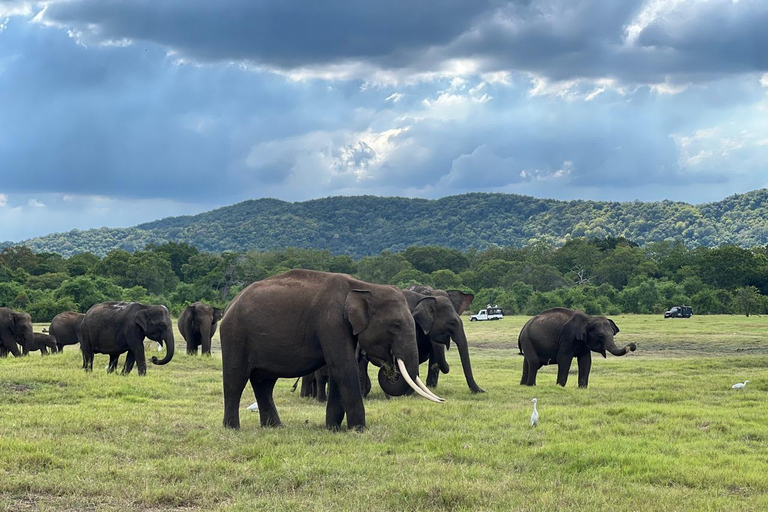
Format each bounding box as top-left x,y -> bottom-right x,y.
519,308 -> 636,388
26,333 -> 58,356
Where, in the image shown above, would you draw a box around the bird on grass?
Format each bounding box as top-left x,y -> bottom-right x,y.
732,380 -> 750,390
246,401 -> 259,412
530,398 -> 539,427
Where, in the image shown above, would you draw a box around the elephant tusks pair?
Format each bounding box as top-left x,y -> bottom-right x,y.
396,358 -> 445,403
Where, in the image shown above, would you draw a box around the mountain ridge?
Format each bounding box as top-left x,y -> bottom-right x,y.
10,190 -> 768,257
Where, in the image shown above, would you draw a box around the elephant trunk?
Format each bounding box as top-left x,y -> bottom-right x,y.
452,326 -> 485,393
604,337 -> 637,357
378,333 -> 444,402
379,334 -> 420,396
199,321 -> 212,355
151,325 -> 175,365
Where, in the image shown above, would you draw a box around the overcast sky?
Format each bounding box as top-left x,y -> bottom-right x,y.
1,0 -> 767,242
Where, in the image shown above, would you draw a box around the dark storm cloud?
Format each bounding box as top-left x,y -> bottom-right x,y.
41,0 -> 768,84
45,0 -> 495,69
0,18 -> 366,201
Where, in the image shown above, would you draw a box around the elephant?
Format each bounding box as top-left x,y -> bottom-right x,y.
359,286 -> 483,395
178,301 -> 223,355
0,307 -> 34,358
80,302 -> 175,375
220,269 -> 443,431
298,366 -> 331,402
518,308 -> 637,388
22,333 -> 58,355
49,311 -> 85,353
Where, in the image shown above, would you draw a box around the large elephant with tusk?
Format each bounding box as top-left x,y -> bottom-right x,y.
80,302 -> 175,375
518,308 -> 636,388
359,286 -> 484,396
220,269 -> 443,431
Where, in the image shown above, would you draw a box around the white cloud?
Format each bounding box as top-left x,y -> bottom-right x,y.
760,73 -> 768,88
0,193 -> 7,207
27,198 -> 45,208
385,92 -> 404,103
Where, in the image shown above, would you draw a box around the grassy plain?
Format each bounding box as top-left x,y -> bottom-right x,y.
2,315 -> 768,511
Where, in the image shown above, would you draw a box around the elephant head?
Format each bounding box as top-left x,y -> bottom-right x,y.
409,290 -> 484,393
136,305 -> 175,365
11,311 -> 34,352
559,312 -> 636,358
346,288 -> 442,402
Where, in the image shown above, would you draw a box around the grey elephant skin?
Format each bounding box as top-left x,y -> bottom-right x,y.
360,285 -> 483,395
220,269 -> 434,431
178,302 -> 223,355
24,333 -> 57,355
518,307 -> 636,388
80,302 -> 175,375
49,311 -> 85,353
0,307 -> 34,358
299,366 -> 331,402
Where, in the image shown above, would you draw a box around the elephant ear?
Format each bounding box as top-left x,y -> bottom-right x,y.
446,290 -> 474,315
412,297 -> 438,335
213,308 -> 224,322
345,289 -> 372,336
558,312 -> 589,350
135,309 -> 150,333
608,318 -> 620,335
10,312 -> 30,333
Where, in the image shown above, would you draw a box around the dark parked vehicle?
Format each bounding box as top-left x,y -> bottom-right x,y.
664,305 -> 693,318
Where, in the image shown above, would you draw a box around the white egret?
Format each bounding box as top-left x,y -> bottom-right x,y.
732,380 -> 749,390
530,398 -> 539,427
246,401 -> 260,411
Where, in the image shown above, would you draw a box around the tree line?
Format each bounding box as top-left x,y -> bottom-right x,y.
1,237 -> 767,322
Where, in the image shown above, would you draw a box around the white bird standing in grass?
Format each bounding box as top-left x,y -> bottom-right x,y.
732,380 -> 750,390
246,401 -> 259,411
530,398 -> 539,427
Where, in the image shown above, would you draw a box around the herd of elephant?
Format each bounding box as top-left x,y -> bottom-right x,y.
0,269 -> 637,431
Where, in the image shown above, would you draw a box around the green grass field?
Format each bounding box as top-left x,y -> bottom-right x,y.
2,315 -> 768,511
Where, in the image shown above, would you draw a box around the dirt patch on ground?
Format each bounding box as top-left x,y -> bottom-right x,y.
0,382 -> 34,393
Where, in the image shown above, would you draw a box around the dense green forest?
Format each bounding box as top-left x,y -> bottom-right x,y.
6,190 -> 768,257
2,238 -> 767,322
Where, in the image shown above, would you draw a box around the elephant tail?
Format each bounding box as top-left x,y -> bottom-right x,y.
290,377 -> 300,392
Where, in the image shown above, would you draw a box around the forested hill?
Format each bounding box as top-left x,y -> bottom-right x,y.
14,189 -> 768,257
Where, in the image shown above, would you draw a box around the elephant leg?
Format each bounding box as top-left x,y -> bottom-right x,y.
577,353 -> 592,388
556,357 -> 573,387
81,345 -> 93,372
521,353 -> 541,386
106,354 -> 120,373
300,374 -> 313,398
249,375 -> 281,427
133,344 -> 147,376
326,371 -> 366,431
22,345 -> 29,356
316,372 -> 328,403
0,346 -> 7,358
186,344 -> 197,356
56,343 -> 63,353
222,366 -> 249,429
426,348 -> 444,388
122,352 -> 136,375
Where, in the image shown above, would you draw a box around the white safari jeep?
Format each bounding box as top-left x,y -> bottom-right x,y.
469,305 -> 504,321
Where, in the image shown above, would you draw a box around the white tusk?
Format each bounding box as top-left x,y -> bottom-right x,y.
414,375 -> 445,402
396,358 -> 444,404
